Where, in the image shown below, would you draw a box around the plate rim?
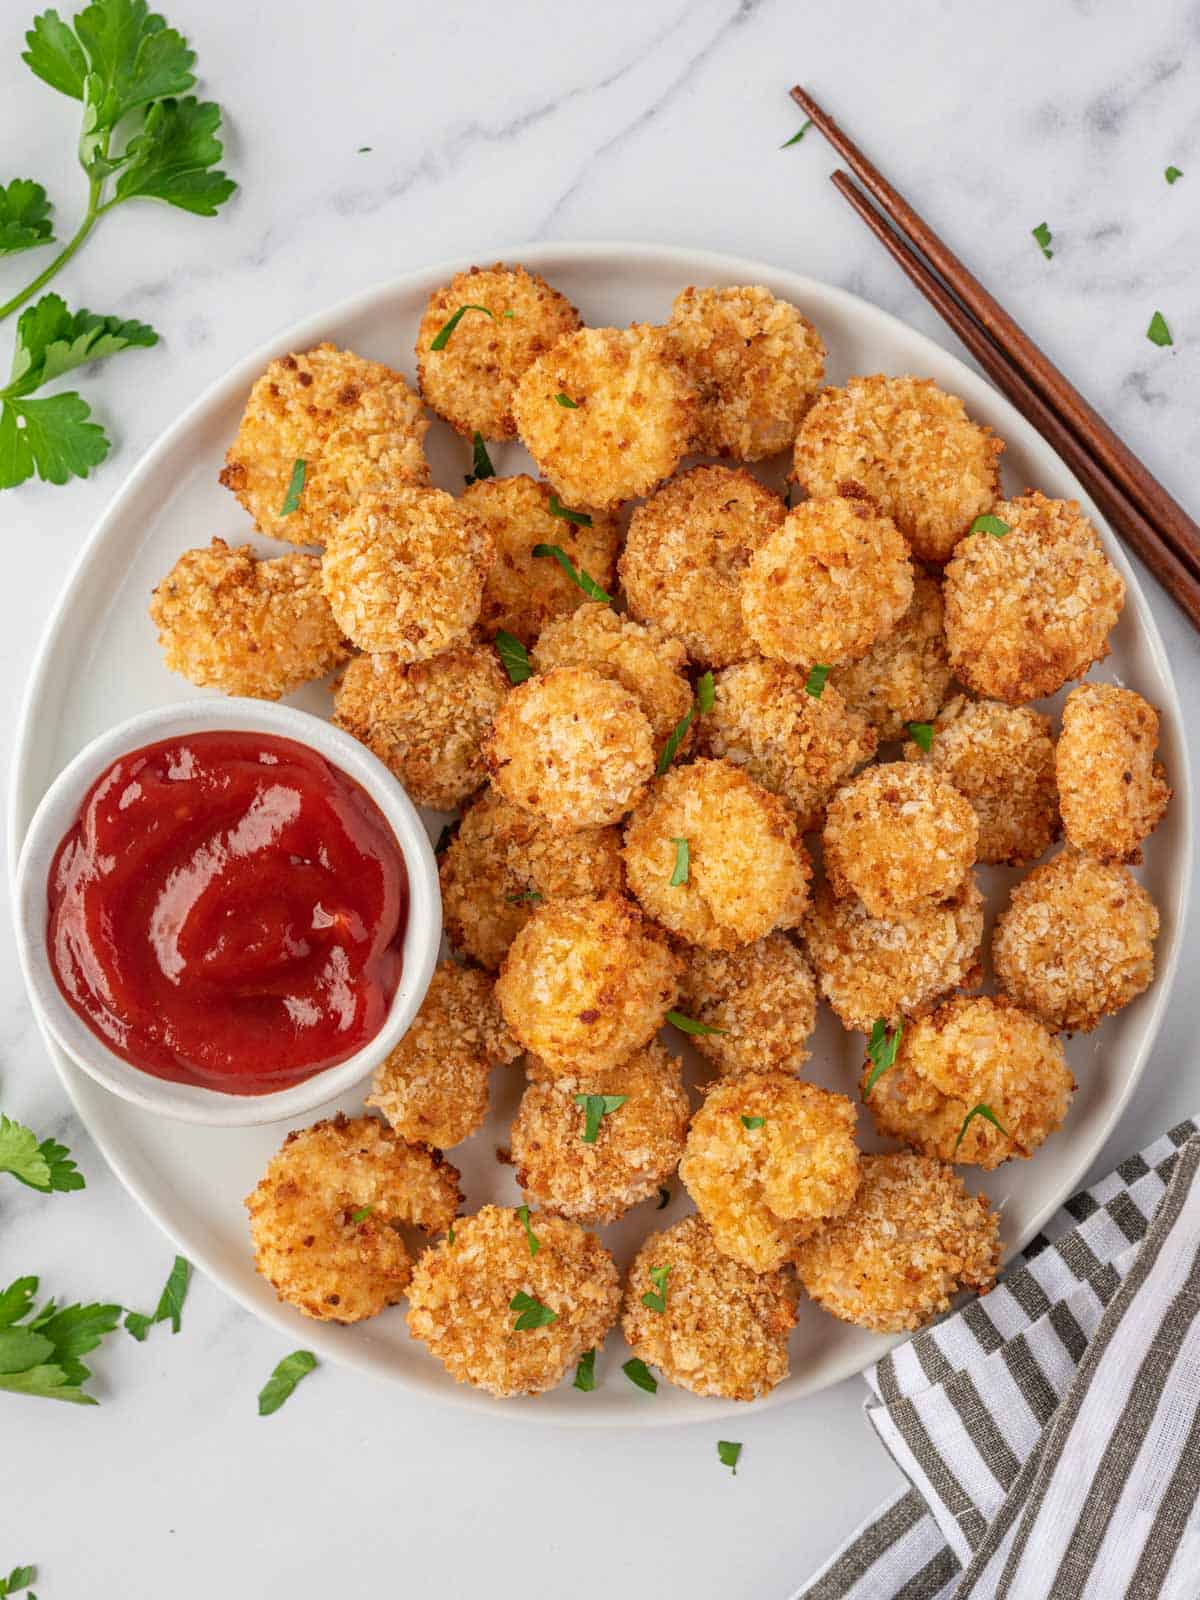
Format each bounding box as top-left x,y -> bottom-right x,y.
8,238 -> 1194,1427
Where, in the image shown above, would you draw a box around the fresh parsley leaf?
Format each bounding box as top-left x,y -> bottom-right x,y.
504,888 -> 543,905
517,1204 -> 540,1258
955,1102 -> 1010,1154
258,1349 -> 317,1416
573,1347 -> 596,1391
546,495 -> 592,527
447,1222 -> 456,1244
781,120 -> 812,148
1147,311 -> 1173,348
970,514 -> 1010,538
640,1263 -> 670,1314
717,1440 -> 742,1474
655,673 -> 714,777
123,1254 -> 190,1340
1032,221 -> 1053,259
622,1357 -> 657,1394
554,392 -> 579,408
741,1115 -> 765,1130
350,1205 -> 372,1223
357,145 -> 372,154
430,304 -> 493,350
278,457 -> 305,515
510,1290 -> 557,1331
0,1277 -> 120,1405
0,390 -> 108,487
0,180 -> 54,256
804,663 -> 831,698
22,10 -> 88,101
0,1278 -> 38,1328
531,541 -> 609,600
0,1564 -> 36,1596
112,96 -> 235,215
657,1186 -> 670,1210
669,836 -> 689,886
907,721 -> 934,753
0,1115 -> 84,1193
464,430 -> 494,484
863,1018 -> 903,1098
574,1093 -> 628,1144
666,1009 -> 725,1037
73,0 -> 197,131
6,294 -> 157,396
1165,165 -> 1183,184
696,670 -> 715,713
494,629 -> 532,684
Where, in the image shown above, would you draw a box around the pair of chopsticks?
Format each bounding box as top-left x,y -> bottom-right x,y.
790,86 -> 1200,632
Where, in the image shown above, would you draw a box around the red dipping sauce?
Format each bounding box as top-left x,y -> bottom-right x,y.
46,731 -> 408,1094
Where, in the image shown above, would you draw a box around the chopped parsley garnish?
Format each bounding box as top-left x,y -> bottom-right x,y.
0,1563 -> 36,1596
357,146 -> 371,153
669,837 -> 690,886
657,1187 -> 671,1210
666,1009 -> 726,1037
554,392 -> 579,408
656,671 -> 715,776
0,1113 -> 84,1193
907,721 -> 934,753
781,120 -> 812,148
717,1440 -> 742,1474
279,457 -> 305,516
350,1205 -> 372,1224
257,1349 -> 317,1416
1032,221 -> 1053,259
123,1254 -> 190,1341
517,1204 -> 540,1257
622,1357 -> 658,1393
546,495 -> 593,527
430,304 -> 493,350
955,1102 -> 1010,1153
447,1223 -> 456,1244
574,1093 -> 628,1144
804,663 -> 831,698
741,1115 -> 765,1130
532,541 -> 609,600
970,514 -> 1010,537
504,888 -> 543,905
495,628 -> 532,684
1165,165 -> 1183,184
1147,311 -> 1173,348
510,1290 -> 557,1331
464,431 -> 495,484
863,1019 -> 903,1098
0,1273 -> 120,1404
640,1264 -> 671,1313
573,1347 -> 596,1390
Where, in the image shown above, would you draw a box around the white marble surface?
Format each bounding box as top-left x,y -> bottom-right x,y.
3,1 -> 1199,1595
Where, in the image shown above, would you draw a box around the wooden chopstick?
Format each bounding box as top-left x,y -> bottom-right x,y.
829,171 -> 1200,631
791,84 -> 1200,587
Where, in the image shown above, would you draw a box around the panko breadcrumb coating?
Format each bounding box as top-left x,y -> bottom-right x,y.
700,658 -> 877,831
829,570 -> 953,743
150,539 -> 350,700
321,487 -> 492,659
681,1074 -> 861,1273
333,646 -> 507,810
678,934 -> 817,1079
416,264 -> 581,440
439,788 -> 624,971
622,1214 -> 797,1400
366,963 -> 521,1150
485,665 -> 655,830
511,1041 -> 690,1223
1057,683 -> 1170,864
822,762 -> 978,918
619,466 -> 786,668
792,374 -> 1002,564
944,492 -> 1125,704
804,876 -> 984,1032
903,695 -> 1059,866
993,848 -> 1159,1032
531,603 -> 692,746
219,344 -> 429,545
863,995 -> 1074,1169
466,475 -> 621,646
245,1115 -> 461,1323
741,497 -> 913,668
793,1151 -> 1000,1333
513,324 -> 694,509
495,895 -> 681,1077
668,284 -> 826,460
624,759 -> 812,950
406,1205 -> 620,1397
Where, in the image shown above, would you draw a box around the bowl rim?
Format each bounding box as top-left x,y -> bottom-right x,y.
13,696 -> 442,1127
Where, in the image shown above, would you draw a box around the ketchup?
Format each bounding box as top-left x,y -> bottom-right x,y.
46,732 -> 408,1094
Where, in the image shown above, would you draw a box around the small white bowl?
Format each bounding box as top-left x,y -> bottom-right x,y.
14,698 -> 441,1127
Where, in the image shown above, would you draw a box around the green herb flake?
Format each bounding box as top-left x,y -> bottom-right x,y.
1032,221 -> 1054,259
504,888 -> 543,905
574,1093 -> 628,1144
907,721 -> 934,753
257,1349 -> 317,1416
517,1204 -> 540,1258
494,628 -> 532,684
656,671 -> 715,777
546,495 -> 593,527
430,304 -> 494,351
955,1102 -> 1010,1154
0,1563 -> 37,1596
124,1254 -> 191,1341
863,1019 -> 903,1099
350,1205 -> 372,1224
279,457 -> 305,516
741,1115 -> 765,1130
464,431 -> 495,485
669,836 -> 690,887
554,392 -> 579,408
804,663 -> 831,698
1165,165 -> 1183,185
622,1357 -> 658,1393
666,1009 -> 726,1037
447,1223 -> 456,1244
781,120 -> 813,148
357,145 -> 372,154
657,1186 -> 671,1210
1147,311 -> 1173,348
696,670 -> 715,713
640,1263 -> 671,1314
573,1347 -> 596,1391
0,1113 -> 84,1193
510,1290 -> 558,1331
532,540 -> 608,597
970,514 -> 1010,537
717,1439 -> 742,1474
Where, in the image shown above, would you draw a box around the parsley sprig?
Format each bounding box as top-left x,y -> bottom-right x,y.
907,721 -> 934,753
622,1357 -> 657,1393
573,1347 -> 596,1391
970,514 -> 1010,537
0,1113 -> 84,1193
717,1440 -> 742,1474
510,1290 -> 557,1331
494,629 -> 532,684
0,1273 -> 121,1404
640,1263 -> 670,1313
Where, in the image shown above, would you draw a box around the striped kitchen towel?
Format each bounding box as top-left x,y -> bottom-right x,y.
795,1118 -> 1200,1600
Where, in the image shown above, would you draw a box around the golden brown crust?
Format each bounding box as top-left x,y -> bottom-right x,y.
829,569 -> 953,743
678,934 -> 817,1078
1056,683 -> 1170,864
530,603 -> 693,746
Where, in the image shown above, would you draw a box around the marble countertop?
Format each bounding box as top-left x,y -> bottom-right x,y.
3,1 -> 1198,1595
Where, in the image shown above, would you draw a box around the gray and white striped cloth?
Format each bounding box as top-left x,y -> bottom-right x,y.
795,1118 -> 1200,1600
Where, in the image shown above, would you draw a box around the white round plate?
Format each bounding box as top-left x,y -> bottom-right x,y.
9,242 -> 1191,1426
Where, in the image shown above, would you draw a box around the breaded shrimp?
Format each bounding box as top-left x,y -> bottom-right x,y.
1056,683 -> 1170,864
829,569 -> 953,743
677,934 -> 817,1079
530,602 -> 692,747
